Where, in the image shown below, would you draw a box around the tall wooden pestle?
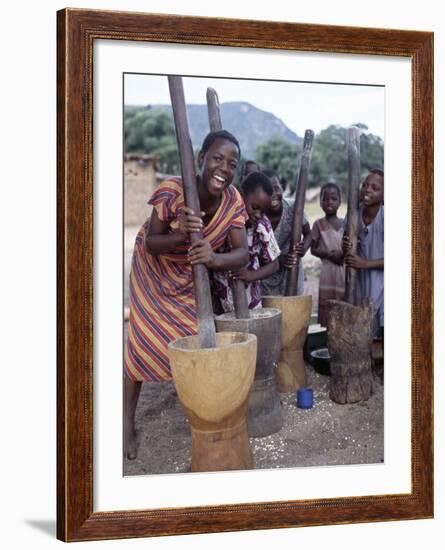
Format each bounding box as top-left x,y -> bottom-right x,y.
285,129 -> 315,296
344,125 -> 361,304
206,87 -> 250,319
168,76 -> 216,348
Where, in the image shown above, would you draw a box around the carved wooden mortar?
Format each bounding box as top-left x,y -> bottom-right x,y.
262,295 -> 312,393
215,308 -> 283,438
326,299 -> 375,404
168,332 -> 257,472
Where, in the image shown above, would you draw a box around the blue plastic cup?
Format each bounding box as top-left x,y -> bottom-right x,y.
297,388 -> 313,409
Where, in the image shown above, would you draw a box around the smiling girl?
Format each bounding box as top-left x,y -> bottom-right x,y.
123,130 -> 249,459
344,168 -> 384,339
260,170 -> 311,297
214,171 -> 280,311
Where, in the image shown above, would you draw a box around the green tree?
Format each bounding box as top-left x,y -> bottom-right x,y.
309,125 -> 349,190
124,106 -> 180,174
254,135 -> 302,191
312,124 -> 384,193
254,125 -> 384,195
358,127 -> 385,175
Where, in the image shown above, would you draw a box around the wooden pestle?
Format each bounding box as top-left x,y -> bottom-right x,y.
344,126 -> 361,304
168,76 -> 216,348
285,129 -> 315,296
206,86 -> 250,319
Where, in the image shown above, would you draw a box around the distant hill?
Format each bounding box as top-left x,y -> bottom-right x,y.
148,101 -> 302,159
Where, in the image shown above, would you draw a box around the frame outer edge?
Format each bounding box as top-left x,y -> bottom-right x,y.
56,8 -> 434,541
57,7 -> 94,541
412,32 -> 434,516
56,8 -> 67,542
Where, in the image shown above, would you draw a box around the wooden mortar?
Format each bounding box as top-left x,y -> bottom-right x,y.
168,332 -> 257,472
215,308 -> 283,437
262,294 -> 312,392
327,298 -> 374,403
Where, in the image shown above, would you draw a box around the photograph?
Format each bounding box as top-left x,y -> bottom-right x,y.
122,73 -> 385,476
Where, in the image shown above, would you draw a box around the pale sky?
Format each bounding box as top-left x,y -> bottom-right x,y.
124,73 -> 384,140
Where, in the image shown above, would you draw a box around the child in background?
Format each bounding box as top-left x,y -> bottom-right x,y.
239,159 -> 260,182
344,169 -> 384,342
261,169 -> 311,296
214,171 -> 280,311
311,183 -> 345,327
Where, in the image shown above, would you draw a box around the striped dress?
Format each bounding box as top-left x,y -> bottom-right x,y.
124,177 -> 247,382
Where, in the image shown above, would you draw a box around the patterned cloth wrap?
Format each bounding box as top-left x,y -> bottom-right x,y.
261,198 -> 308,296
214,214 -> 280,311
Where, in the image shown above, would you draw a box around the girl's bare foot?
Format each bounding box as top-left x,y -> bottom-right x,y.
124,423 -> 138,460
123,378 -> 142,460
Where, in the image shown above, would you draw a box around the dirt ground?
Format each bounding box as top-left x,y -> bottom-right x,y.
124,367 -> 383,476
123,226 -> 384,476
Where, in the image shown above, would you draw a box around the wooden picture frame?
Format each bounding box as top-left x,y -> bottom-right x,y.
57,8 -> 433,542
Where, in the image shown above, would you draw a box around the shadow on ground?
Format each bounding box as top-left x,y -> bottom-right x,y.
24,519 -> 56,537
